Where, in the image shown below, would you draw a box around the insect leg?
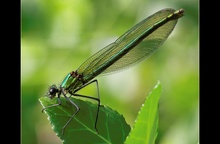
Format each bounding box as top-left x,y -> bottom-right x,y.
62,89 -> 80,135
42,93 -> 62,113
70,79 -> 100,134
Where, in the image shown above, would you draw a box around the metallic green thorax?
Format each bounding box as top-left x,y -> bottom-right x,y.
60,72 -> 82,91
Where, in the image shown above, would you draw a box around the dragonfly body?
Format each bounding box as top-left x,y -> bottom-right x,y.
42,8 -> 184,135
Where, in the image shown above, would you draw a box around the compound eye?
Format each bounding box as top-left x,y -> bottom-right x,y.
47,85 -> 58,99
49,87 -> 57,95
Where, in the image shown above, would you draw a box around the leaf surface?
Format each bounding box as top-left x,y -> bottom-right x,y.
125,81 -> 161,144
39,97 -> 131,144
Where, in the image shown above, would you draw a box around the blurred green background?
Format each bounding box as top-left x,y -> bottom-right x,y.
21,0 -> 199,144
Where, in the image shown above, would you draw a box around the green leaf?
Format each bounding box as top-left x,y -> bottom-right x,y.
125,81 -> 161,144
39,97 -> 131,144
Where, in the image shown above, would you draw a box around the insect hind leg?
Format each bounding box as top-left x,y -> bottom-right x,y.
70,79 -> 100,134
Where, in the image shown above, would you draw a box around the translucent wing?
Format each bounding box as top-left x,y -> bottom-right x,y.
76,8 -> 182,81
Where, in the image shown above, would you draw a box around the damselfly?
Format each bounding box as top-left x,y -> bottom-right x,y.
42,8 -> 184,135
